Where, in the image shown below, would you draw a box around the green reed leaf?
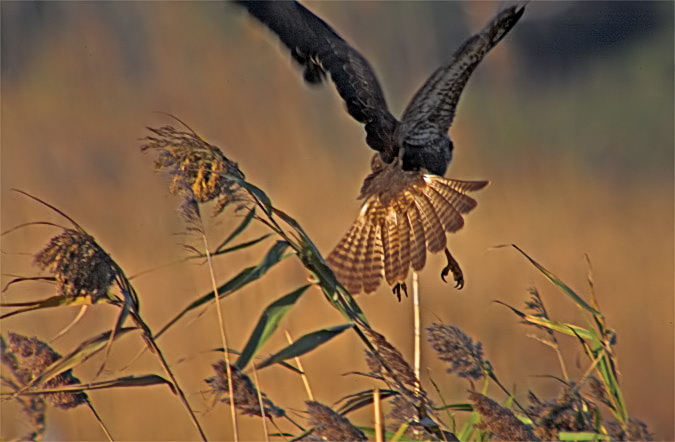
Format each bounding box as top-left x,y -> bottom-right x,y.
235,284 -> 311,370
256,323 -> 353,370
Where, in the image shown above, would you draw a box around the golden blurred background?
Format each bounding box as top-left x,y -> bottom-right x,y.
2,1 -> 673,440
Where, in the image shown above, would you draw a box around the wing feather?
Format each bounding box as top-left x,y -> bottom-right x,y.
397,5 -> 524,147
237,0 -> 399,154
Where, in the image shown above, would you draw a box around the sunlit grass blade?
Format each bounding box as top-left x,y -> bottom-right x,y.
389,421 -> 412,442
154,240 -> 291,339
1,294 -> 97,320
256,324 -> 354,370
235,285 -> 311,370
457,408 -> 480,442
559,431 -> 611,441
503,244 -> 602,316
495,300 -> 594,340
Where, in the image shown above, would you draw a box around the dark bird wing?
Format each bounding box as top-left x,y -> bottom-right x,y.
396,5 -> 525,149
236,0 -> 399,154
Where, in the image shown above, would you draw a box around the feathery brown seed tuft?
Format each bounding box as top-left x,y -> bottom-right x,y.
527,385 -> 596,440
387,395 -> 453,441
34,229 -> 118,301
468,390 -> 538,441
206,361 -> 284,418
1,333 -> 88,410
304,401 -> 367,441
141,125 -> 248,213
607,418 -> 653,441
426,323 -> 490,380
363,328 -> 425,406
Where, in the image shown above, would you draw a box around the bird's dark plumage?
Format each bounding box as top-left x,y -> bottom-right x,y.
236,1 -> 523,295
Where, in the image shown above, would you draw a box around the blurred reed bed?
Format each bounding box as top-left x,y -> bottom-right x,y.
1,2 -> 672,440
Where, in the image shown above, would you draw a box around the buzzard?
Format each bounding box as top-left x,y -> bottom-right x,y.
236,1 -> 524,297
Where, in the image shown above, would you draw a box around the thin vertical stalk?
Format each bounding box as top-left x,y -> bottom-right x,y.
373,387 -> 383,442
285,330 -> 314,400
412,271 -> 421,388
251,364 -> 270,442
203,236 -> 239,442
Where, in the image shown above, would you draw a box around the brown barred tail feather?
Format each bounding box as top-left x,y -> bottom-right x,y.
326,162 -> 488,295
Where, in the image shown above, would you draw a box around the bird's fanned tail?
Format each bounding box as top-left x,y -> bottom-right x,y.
326,165 -> 488,295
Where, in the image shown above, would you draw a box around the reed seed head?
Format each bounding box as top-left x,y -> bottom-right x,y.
0,333 -> 87,410
607,418 -> 653,441
304,401 -> 367,441
387,395 -> 452,441
468,390 -> 538,441
206,360 -> 284,418
363,328 -> 424,405
141,125 -> 248,214
527,384 -> 596,440
34,229 -> 118,301
426,323 -> 490,380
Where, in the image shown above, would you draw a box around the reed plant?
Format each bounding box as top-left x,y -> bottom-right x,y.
1,120 -> 652,441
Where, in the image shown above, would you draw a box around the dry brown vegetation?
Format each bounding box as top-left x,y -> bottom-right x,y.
1,2 -> 672,441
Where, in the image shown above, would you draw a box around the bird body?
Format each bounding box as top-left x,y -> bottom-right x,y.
236,1 -> 524,295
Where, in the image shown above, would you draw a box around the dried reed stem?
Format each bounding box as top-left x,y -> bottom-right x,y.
285,330 -> 314,400
251,364 -> 270,442
412,271 -> 421,393
373,387 -> 383,442
203,235 -> 239,442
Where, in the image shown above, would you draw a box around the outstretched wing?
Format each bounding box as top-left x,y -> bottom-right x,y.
236,0 -> 399,154
326,162 -> 488,295
396,5 -> 524,149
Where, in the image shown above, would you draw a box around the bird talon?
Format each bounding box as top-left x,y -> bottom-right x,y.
392,282 -> 408,301
441,248 -> 464,290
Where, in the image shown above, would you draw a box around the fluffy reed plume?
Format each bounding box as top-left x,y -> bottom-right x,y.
527,380 -> 642,441
607,418 -> 653,441
387,395 -> 456,441
468,391 -> 538,441
1,333 -> 87,410
426,323 -> 490,380
301,401 -> 366,442
363,328 -> 426,405
34,229 -> 118,301
206,361 -> 284,419
141,125 -> 248,214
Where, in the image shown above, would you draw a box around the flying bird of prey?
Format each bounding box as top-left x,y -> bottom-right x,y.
236,1 -> 524,297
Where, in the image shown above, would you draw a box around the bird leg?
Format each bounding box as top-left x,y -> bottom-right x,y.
396,146 -> 406,165
441,248 -> 464,289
